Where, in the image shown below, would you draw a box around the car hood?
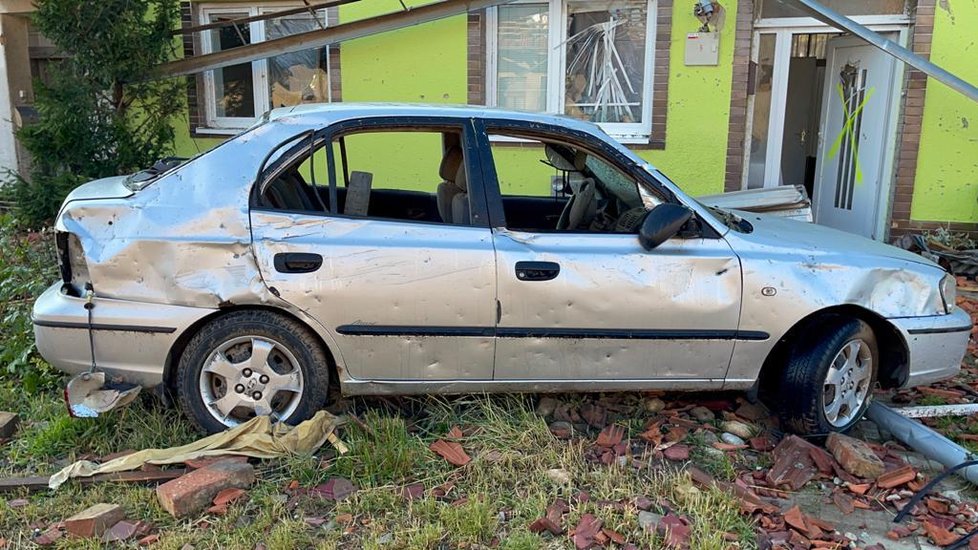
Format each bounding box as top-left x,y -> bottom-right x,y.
731,211 -> 941,270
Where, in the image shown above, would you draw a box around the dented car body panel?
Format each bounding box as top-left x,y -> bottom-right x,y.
32,104 -> 969,399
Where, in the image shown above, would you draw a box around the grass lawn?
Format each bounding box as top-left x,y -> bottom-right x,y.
0,389 -> 754,549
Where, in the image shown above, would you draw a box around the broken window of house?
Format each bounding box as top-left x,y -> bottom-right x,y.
199,5 -> 332,130
489,0 -> 654,140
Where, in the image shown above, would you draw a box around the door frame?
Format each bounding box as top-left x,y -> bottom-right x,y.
742,16 -> 909,240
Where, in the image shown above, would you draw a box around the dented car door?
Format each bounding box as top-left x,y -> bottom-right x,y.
478,121 -> 744,386
250,118 -> 497,382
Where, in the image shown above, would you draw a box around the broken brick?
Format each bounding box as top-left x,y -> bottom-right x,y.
183,455 -> 249,471
783,505 -> 809,534
102,520 -> 150,543
832,491 -> 855,514
767,435 -> 818,490
156,461 -> 255,517
0,412 -> 19,439
580,403 -> 607,428
401,482 -> 425,501
572,514 -> 603,549
429,439 -> 471,466
548,421 -> 573,439
34,526 -> 62,546
595,425 -> 625,447
212,487 -> 247,508
64,503 -> 125,538
924,519 -> 959,546
529,517 -> 564,535
663,444 -> 690,461
309,477 -> 356,501
657,513 -> 692,548
877,465 -> 916,489
826,432 -> 885,479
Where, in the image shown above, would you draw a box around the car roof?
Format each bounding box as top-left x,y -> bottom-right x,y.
264,102 -> 605,136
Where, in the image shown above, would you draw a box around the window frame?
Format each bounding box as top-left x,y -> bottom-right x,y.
474,118 -> 680,233
485,0 -> 658,142
251,116 -> 492,229
198,3 -> 331,131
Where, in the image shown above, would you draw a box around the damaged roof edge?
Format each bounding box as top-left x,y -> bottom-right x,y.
790,0 -> 978,103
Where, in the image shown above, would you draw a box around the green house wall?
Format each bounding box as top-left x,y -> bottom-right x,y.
174,0 -> 738,198
171,0 -> 978,224
909,0 -> 978,223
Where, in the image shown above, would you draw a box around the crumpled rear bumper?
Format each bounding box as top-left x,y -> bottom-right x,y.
32,283 -> 216,388
891,307 -> 972,388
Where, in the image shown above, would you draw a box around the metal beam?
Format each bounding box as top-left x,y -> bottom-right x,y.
172,0 -> 359,36
155,0 -> 515,79
790,0 -> 978,103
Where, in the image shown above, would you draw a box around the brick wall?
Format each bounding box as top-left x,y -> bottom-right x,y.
723,0 -> 753,192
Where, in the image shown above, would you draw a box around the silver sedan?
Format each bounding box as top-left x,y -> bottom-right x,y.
33,104 -> 970,434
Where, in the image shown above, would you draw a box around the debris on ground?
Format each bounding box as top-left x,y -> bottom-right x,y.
0,411 -> 19,439
64,503 -> 125,538
64,371 -> 141,418
528,390 -> 978,549
156,459 -> 255,517
48,410 -> 346,489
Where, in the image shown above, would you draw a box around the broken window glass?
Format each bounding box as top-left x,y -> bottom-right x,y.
496,4 -> 550,112
564,0 -> 648,124
266,11 -> 330,109
208,14 -> 256,119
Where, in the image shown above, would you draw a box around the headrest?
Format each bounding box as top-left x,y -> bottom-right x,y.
439,146 -> 464,181
454,162 -> 468,192
545,144 -> 587,172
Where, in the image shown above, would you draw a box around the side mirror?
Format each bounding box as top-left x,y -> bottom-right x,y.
638,203 -> 694,250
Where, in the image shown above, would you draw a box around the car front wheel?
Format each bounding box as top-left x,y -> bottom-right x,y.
176,310 -> 330,434
776,318 -> 878,435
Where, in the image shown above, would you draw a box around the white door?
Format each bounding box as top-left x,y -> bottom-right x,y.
814,37 -> 897,238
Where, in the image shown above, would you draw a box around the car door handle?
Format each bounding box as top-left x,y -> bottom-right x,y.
274,252 -> 322,274
515,261 -> 560,281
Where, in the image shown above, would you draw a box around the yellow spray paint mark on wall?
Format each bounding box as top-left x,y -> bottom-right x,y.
826,84 -> 874,185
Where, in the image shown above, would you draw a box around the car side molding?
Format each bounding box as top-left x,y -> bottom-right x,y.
336,324 -> 769,341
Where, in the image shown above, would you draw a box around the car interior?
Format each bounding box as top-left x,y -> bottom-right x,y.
257,128 -> 651,233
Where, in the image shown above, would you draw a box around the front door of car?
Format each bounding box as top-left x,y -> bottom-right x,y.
477,123 -> 743,385
250,119 -> 497,382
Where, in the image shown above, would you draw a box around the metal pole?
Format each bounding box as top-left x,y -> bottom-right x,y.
789,0 -> 978,103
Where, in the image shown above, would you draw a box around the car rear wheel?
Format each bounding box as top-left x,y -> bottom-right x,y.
776,318 -> 878,435
176,310 -> 330,434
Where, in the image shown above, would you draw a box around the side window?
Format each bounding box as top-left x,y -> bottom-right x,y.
258,128 -> 476,226
488,132 -> 657,233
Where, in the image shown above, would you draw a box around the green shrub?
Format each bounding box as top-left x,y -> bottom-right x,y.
13,0 -> 182,226
0,214 -> 60,391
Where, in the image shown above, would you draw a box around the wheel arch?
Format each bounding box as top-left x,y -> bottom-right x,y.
162,304 -> 342,397
754,304 -> 909,401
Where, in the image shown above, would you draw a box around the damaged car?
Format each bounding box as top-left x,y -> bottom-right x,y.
33,104 -> 971,435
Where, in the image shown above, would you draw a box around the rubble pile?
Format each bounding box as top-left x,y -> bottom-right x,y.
534,393 -> 978,549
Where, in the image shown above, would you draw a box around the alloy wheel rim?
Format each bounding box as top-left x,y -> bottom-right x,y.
821,338 -> 873,428
199,335 -> 304,427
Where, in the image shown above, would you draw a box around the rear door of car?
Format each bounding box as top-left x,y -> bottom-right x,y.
250,116 -> 498,383
475,119 -> 745,386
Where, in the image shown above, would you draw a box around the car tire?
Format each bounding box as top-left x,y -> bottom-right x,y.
176,310 -> 330,434
776,318 -> 878,436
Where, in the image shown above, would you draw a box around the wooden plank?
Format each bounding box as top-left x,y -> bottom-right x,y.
173,0 -> 360,36
154,0 -> 517,79
0,468 -> 187,494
